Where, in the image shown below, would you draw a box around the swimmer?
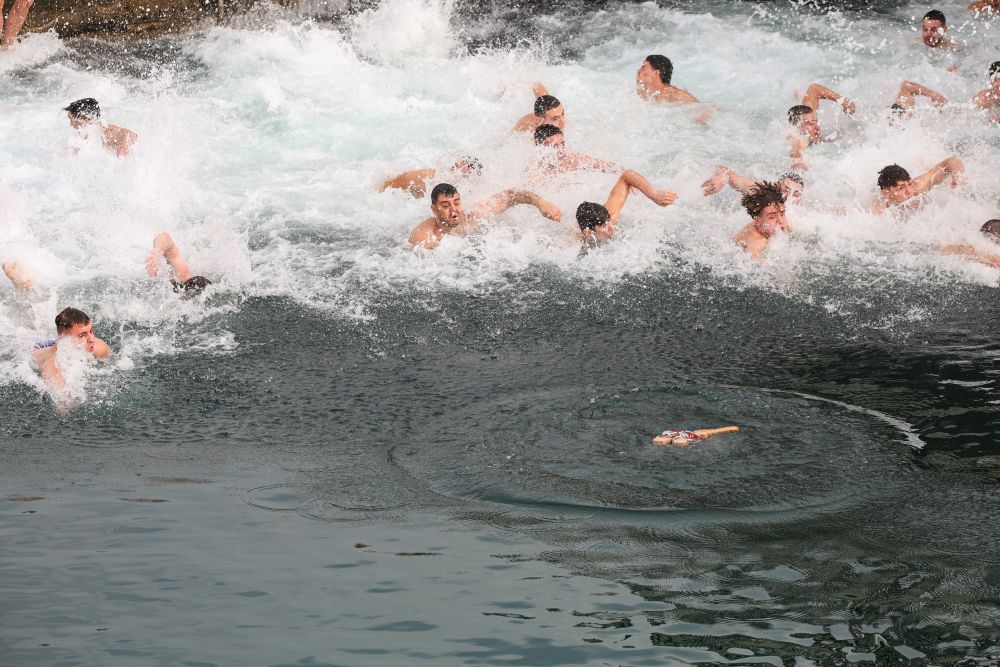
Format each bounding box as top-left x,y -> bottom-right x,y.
0,0 -> 34,49
64,98 -> 137,157
653,426 -> 739,447
145,232 -> 212,292
972,61 -> 1000,122
787,83 -> 855,167
574,170 -> 677,245
969,0 -> 1000,15
938,219 -> 1000,268
890,80 -> 948,118
920,10 -> 956,49
533,125 -> 615,174
870,157 -> 965,215
636,55 -> 700,105
408,183 -> 561,250
733,181 -> 788,261
32,308 -> 111,390
702,166 -> 804,205
380,157 -> 482,199
513,85 -> 566,134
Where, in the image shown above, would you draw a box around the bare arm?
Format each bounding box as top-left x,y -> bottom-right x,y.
802,82 -> 855,114
105,125 -> 137,157
2,261 -> 34,292
531,82 -> 549,98
702,166 -> 756,196
32,348 -> 65,390
146,232 -> 193,283
408,219 -> 441,249
471,189 -> 561,223
973,88 -> 999,111
379,168 -> 435,197
939,243 -> 1000,268
913,156 -> 965,194
896,81 -> 947,108
0,0 -> 35,49
604,169 -> 677,220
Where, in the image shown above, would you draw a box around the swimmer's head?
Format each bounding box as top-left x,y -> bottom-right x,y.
430,183 -> 463,227
877,164 -> 916,204
742,181 -> 787,238
451,156 -> 482,177
788,104 -> 820,142
642,55 -> 673,85
171,276 -> 212,294
576,201 -> 613,242
533,124 -> 564,148
980,219 -> 1000,242
55,307 -> 97,354
778,172 -> 804,205
533,95 -> 565,129
64,98 -> 101,129
922,10 -> 947,47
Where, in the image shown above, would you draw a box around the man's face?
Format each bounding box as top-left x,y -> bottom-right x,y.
63,321 -> 97,354
881,179 -> 917,205
430,192 -> 465,228
541,132 -> 566,151
636,60 -> 659,88
798,111 -> 821,143
540,104 -> 565,129
922,18 -> 946,47
582,221 -> 614,244
753,203 -> 788,238
780,178 -> 804,205
67,113 -> 92,130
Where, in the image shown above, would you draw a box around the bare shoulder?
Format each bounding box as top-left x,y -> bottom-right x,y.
408,217 -> 438,247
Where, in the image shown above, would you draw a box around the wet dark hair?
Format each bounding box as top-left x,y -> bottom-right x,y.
923,9 -> 946,25
645,55 -> 673,85
877,164 -> 912,189
787,104 -> 814,125
533,95 -> 562,117
55,307 -> 91,334
533,124 -> 563,146
455,156 -> 482,175
889,102 -> 908,117
171,276 -> 212,293
981,219 -> 1000,241
741,181 -> 786,219
64,98 -> 101,120
778,172 -> 804,186
575,202 -> 611,230
430,183 -> 458,204
990,61 -> 1000,79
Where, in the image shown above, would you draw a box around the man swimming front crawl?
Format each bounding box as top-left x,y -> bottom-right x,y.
0,0 -> 34,49
636,55 -> 700,105
533,124 -> 615,174
733,181 -> 788,261
64,98 -> 137,157
701,166 -> 804,205
787,83 -> 855,168
870,156 -> 965,215
574,170 -> 677,245
32,308 -> 111,390
408,183 -> 561,250
146,232 -> 212,292
380,157 -> 482,199
513,85 -> 566,134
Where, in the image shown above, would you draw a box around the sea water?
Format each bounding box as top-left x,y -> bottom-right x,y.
2,1 -> 1000,664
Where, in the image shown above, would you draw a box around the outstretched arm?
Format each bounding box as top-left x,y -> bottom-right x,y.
896,81 -> 947,108
939,242 -> 1000,268
802,82 -> 855,115
146,232 -> 193,283
0,0 -> 35,49
604,169 -> 678,220
702,165 -> 756,196
471,189 -> 561,223
2,261 -> 34,293
380,168 -> 435,198
913,156 -> 965,194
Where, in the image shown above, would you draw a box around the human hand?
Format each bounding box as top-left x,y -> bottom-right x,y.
701,168 -> 726,196
651,190 -> 678,207
145,252 -> 162,277
537,199 -> 561,222
841,97 -> 856,115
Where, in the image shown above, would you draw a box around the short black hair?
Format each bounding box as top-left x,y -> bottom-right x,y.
171,276 -> 212,293
741,181 -> 786,219
877,164 -> 912,189
645,55 -> 673,85
455,156 -> 482,175
55,307 -> 91,334
989,61 -> 1000,79
889,102 -> 908,117
430,183 -> 458,204
533,124 -> 563,146
923,9 -> 946,25
778,172 -> 804,186
787,104 -> 814,125
575,202 -> 610,230
981,219 -> 1000,241
64,98 -> 101,120
533,95 -> 561,117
